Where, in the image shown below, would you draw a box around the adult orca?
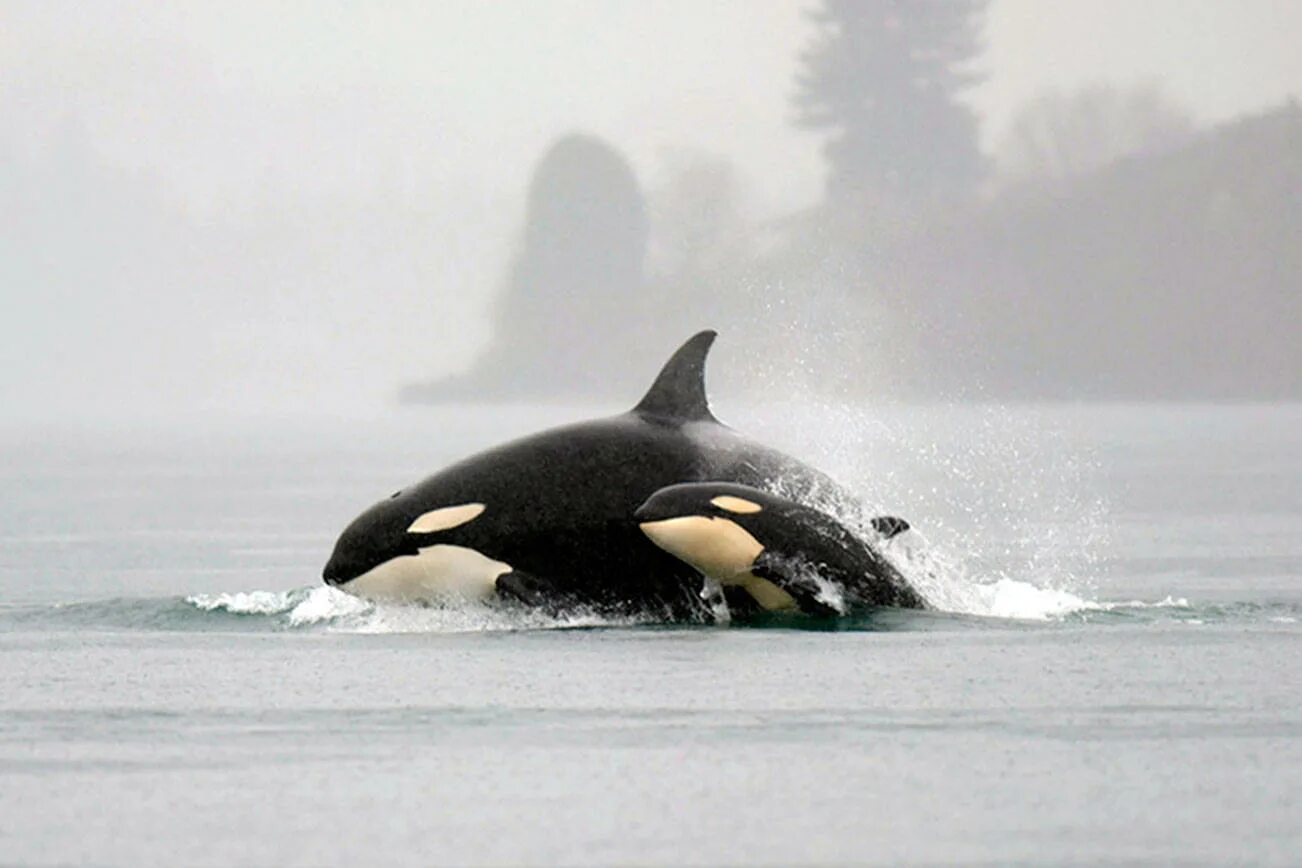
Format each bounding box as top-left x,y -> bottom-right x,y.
322,330 -> 860,619
636,481 -> 927,618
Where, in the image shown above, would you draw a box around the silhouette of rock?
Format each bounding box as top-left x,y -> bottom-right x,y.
406,133 -> 651,402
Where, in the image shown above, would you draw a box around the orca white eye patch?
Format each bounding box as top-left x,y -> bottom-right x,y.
407,503 -> 486,534
710,495 -> 762,514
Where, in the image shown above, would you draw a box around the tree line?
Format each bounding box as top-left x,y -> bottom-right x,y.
413,0 -> 1298,401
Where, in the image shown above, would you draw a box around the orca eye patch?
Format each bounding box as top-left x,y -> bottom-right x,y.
710,495 -> 762,514
407,503 -> 486,534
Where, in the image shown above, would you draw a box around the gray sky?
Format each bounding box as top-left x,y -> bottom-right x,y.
4,0 -> 1301,418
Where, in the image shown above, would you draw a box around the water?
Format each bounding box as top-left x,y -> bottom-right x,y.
1,404 -> 1299,865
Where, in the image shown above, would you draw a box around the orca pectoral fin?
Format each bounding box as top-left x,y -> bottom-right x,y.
495,570 -> 566,609
751,552 -> 843,619
870,516 -> 911,540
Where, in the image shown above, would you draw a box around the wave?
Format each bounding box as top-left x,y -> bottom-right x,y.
0,586 -> 655,634
889,538 -> 1109,620
1,582 -> 1296,636
185,586 -> 648,633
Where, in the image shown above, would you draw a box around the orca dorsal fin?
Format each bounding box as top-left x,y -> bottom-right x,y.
633,330 -> 718,422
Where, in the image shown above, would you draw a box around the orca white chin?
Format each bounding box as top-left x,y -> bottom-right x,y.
638,516 -> 798,612
638,516 -> 762,580
338,544 -> 511,604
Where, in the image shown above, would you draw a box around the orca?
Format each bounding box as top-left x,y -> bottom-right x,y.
636,481 -> 927,617
322,331 -> 857,618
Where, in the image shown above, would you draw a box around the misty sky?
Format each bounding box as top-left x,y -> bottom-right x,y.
4,0 -> 1301,419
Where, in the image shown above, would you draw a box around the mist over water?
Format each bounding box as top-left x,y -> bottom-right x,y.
4,2 -> 1301,418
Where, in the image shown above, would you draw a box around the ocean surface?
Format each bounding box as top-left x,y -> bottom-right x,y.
1,402 -> 1299,866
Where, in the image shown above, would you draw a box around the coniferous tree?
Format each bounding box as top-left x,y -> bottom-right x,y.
795,0 -> 987,205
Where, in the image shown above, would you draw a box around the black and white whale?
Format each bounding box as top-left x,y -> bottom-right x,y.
323,330 -> 878,618
637,482 -> 927,617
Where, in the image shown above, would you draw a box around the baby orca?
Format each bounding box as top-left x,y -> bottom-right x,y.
636,482 -> 927,618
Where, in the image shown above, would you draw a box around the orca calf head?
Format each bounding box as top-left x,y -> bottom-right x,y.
323,492 -> 509,602
636,482 -> 802,612
635,483 -> 769,574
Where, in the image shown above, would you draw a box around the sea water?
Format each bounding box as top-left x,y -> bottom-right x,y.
1,403 -> 1299,866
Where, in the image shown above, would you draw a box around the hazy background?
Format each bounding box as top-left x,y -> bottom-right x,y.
3,0 -> 1300,421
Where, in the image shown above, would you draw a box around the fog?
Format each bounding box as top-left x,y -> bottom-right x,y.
4,0 -> 1301,422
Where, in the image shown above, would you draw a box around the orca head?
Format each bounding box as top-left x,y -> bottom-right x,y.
635,482 -> 775,582
638,482 -> 923,616
322,490 -> 508,603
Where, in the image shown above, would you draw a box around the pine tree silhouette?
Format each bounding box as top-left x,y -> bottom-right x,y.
794,0 -> 987,204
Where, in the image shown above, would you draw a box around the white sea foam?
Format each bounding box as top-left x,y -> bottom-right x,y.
881,531 -> 1195,621
183,577 -> 1194,630
747,397 -> 1135,623
286,586 -> 372,625
880,533 -> 1126,621
187,589 -> 305,615
805,569 -> 848,615
1101,595 -> 1191,610
699,578 -> 731,624
186,585 -> 647,633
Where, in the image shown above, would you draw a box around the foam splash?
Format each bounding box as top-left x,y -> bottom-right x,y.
957,578 -> 1100,620
808,572 -> 848,614
188,586 -> 371,625
188,589 -> 313,616
744,397 -> 1124,622
875,533 -> 1195,621
185,586 -> 648,633
178,578 -> 1214,631
285,586 -> 371,626
882,537 -> 1097,620
699,578 -> 732,625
